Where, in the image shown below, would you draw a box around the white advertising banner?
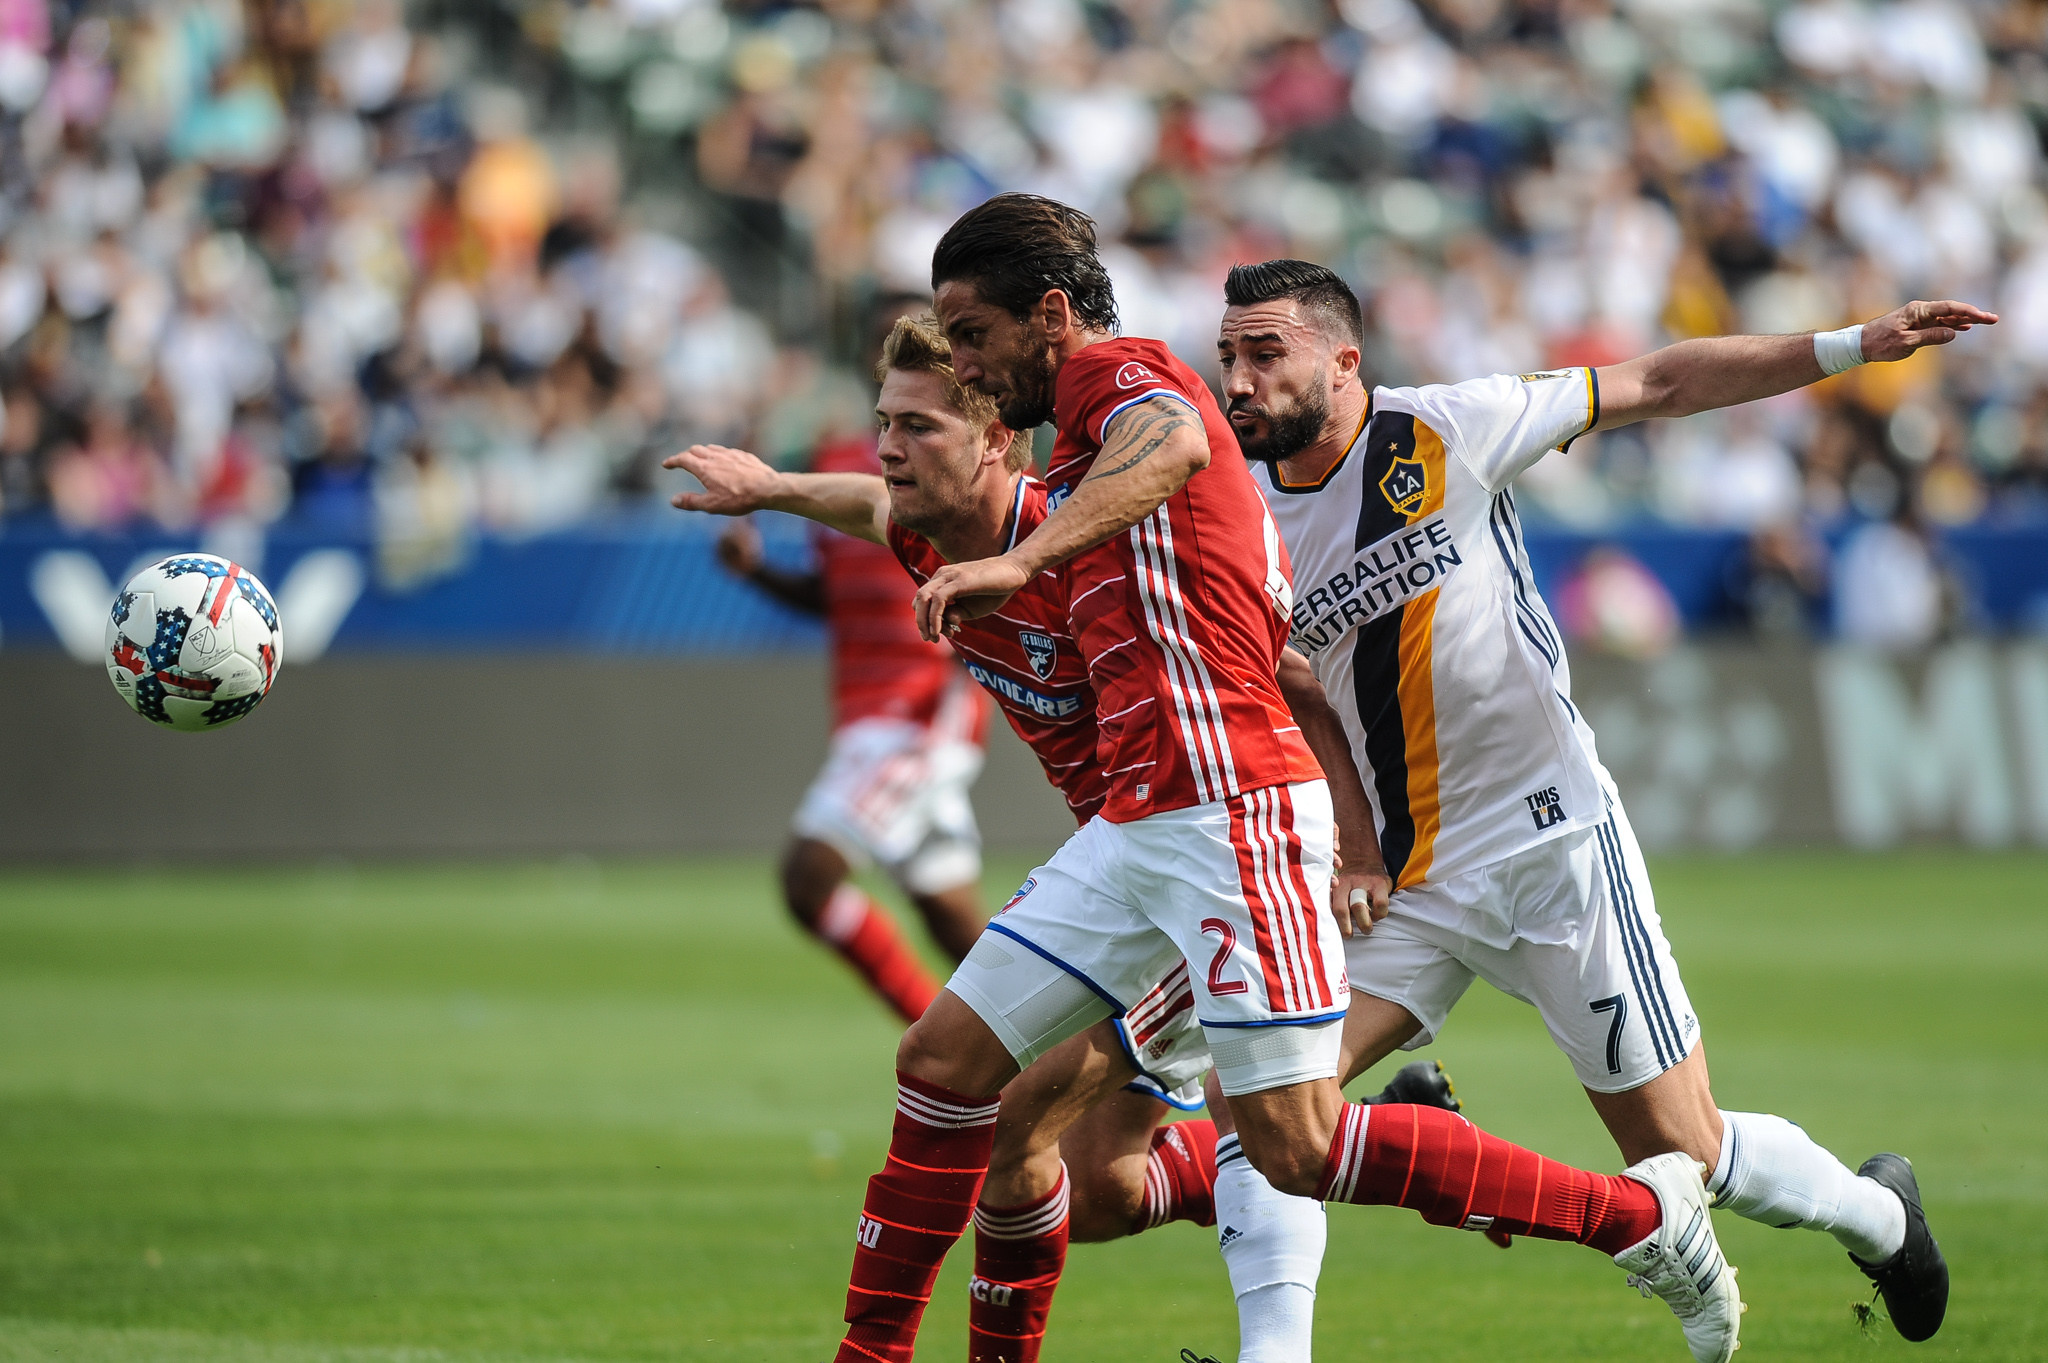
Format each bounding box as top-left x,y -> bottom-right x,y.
1574,643 -> 2048,850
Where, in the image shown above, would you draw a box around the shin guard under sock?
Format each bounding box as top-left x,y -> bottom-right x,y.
837,1073 -> 998,1363
1315,1103 -> 1659,1254
1137,1119 -> 1219,1230
1213,1133 -> 1324,1363
968,1165 -> 1070,1363
1711,1110 -> 1905,1261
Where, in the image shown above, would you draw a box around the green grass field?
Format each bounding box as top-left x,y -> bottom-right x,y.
1,850 -> 2043,1362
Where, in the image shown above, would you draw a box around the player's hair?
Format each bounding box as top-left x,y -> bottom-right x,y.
1223,259 -> 1365,347
876,313 -> 1032,472
931,193 -> 1121,335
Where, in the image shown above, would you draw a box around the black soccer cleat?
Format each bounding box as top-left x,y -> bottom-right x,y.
1850,1153 -> 1948,1342
1364,1058 -> 1461,1113
1179,1350 -> 1223,1363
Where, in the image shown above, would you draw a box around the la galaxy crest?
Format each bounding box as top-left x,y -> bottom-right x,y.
1019,630 -> 1057,680
1379,452 -> 1428,517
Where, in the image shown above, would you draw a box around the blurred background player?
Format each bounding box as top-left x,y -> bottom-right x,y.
714,431 -> 991,1023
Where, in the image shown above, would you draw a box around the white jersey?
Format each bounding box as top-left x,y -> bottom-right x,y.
1255,368 -> 1609,891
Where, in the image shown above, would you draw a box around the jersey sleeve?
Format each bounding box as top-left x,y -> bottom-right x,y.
1409,368 -> 1599,495
1055,343 -> 1206,449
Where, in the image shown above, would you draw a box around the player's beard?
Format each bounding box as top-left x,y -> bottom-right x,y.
1229,369 -> 1330,464
990,342 -> 1060,432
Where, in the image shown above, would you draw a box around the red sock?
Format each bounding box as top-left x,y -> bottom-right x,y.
1316,1104 -> 1660,1255
1137,1119 -> 1218,1231
831,1072 -> 991,1358
837,1073 -> 999,1363
815,885 -> 941,1023
968,1164 -> 1069,1363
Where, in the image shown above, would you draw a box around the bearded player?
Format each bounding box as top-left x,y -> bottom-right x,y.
1213,258 -> 1978,1344
837,193 -> 1744,1363
714,433 -> 991,1022
672,314 -> 1461,1363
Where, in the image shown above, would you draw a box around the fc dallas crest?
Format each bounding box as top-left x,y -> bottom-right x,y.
1019,630 -> 1057,680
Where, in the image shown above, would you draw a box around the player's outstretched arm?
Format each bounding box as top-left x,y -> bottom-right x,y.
1277,647 -> 1391,936
665,443 -> 891,544
911,395 -> 1209,640
1592,300 -> 1998,431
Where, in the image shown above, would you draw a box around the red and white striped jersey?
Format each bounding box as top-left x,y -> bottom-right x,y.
889,477 -> 1108,825
813,436 -> 988,741
1046,338 -> 1322,821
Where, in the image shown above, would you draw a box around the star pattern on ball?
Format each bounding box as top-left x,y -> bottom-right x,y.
203,692 -> 264,725
234,575 -> 279,631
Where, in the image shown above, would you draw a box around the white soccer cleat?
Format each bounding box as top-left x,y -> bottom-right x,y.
1613,1151 -> 1743,1363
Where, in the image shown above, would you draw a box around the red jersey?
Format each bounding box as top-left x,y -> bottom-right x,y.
1044,338 -> 1321,821
812,437 -> 985,738
889,477 -> 1108,825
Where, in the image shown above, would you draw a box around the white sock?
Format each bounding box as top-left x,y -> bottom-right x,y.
1235,1283 -> 1315,1362
1213,1133 -> 1324,1363
1710,1110 -> 1906,1262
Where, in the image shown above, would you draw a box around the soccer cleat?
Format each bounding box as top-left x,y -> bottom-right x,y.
1849,1153 -> 1948,1342
1614,1151 -> 1743,1363
1179,1350 -> 1222,1363
1364,1059 -> 1461,1113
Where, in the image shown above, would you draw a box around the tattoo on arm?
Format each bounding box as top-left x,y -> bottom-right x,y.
1088,404 -> 1196,480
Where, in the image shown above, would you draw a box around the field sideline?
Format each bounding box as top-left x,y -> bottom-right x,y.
1,851 -> 2042,1362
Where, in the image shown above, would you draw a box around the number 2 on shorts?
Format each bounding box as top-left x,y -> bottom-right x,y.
1201,918 -> 1249,996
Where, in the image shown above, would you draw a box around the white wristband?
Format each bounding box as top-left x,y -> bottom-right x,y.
1814,324 -> 1865,376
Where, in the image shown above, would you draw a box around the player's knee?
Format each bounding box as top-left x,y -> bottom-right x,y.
1237,1132 -> 1325,1199
894,1014 -> 946,1076
893,1008 -> 1010,1097
1065,1168 -> 1142,1242
778,843 -> 839,926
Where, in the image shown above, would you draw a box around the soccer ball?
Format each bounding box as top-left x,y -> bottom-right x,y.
105,554 -> 284,732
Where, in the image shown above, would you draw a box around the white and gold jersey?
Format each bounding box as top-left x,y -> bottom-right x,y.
1255,369 -> 1607,890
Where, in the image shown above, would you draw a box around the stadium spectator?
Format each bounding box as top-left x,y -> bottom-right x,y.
0,0 -> 2041,651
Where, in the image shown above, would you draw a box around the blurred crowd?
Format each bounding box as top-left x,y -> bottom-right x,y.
2,0 -> 2047,644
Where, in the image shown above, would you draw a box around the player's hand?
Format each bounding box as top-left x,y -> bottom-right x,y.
1859,300 -> 1999,363
1332,853 -> 1391,939
715,519 -> 761,576
912,554 -> 1031,641
666,443 -> 782,515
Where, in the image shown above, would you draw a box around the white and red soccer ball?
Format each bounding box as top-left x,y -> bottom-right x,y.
104,554 -> 283,732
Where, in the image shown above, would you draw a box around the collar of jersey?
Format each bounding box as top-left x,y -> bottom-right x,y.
1002,475 -> 1031,553
1267,396 -> 1373,494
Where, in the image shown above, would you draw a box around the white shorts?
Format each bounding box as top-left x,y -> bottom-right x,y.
1348,799 -> 1701,1093
790,707 -> 983,897
947,780 -> 1348,1097
1115,964 -> 1209,1109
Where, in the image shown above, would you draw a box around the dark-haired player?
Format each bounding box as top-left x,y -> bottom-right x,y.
674,314 -> 1381,1362
714,433 -> 991,1023
841,194 -> 1745,1363
1216,258 -> 1987,1345
675,311 -> 1733,1363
